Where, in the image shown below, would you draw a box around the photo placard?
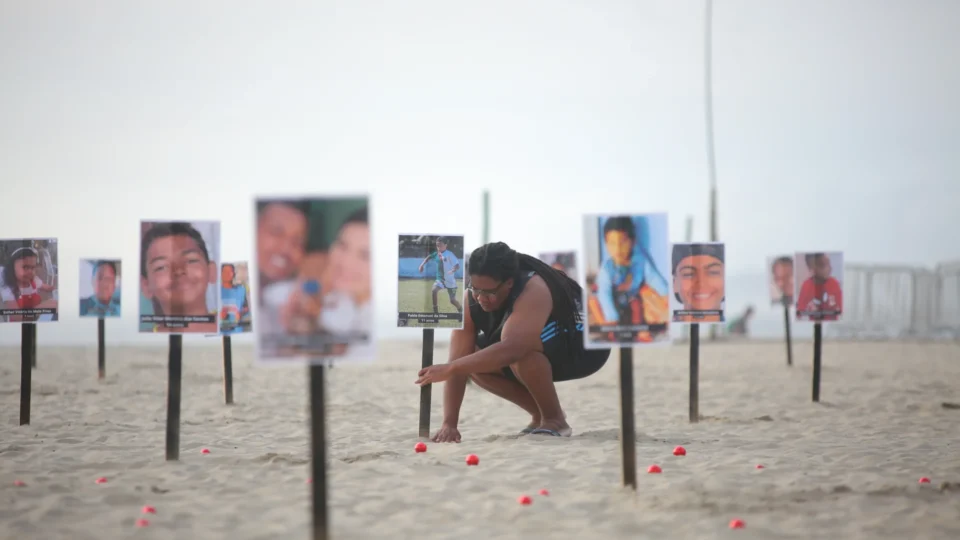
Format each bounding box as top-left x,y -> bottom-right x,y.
254,196 -> 374,363
139,221 -> 221,334
0,239 -> 59,323
794,252 -> 844,322
767,255 -> 795,306
220,261 -> 253,334
582,214 -> 670,348
397,234 -> 465,329
79,259 -> 121,317
671,243 -> 725,323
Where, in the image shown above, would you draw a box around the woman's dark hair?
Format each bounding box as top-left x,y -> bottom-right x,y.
93,260 -> 117,279
140,222 -> 210,278
2,244 -> 39,301
603,216 -> 636,240
468,241 -> 583,335
671,243 -> 725,275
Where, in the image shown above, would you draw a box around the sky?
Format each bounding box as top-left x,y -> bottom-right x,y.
0,0 -> 957,346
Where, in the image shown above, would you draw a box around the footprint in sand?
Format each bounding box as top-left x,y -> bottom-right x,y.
340,451 -> 400,463
55,438 -> 83,445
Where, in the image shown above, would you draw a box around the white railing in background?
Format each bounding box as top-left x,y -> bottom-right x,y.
833,261 -> 960,339
935,260 -> 960,332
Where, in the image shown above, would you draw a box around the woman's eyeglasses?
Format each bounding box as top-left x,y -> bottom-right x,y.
467,281 -> 505,298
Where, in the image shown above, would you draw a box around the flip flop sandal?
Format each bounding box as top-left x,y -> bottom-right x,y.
528,428 -> 562,437
519,427 -> 537,434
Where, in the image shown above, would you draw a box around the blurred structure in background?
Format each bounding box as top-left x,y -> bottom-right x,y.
834,260 -> 960,340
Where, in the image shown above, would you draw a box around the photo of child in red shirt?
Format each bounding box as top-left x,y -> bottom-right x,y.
0,240 -> 59,323
794,252 -> 843,322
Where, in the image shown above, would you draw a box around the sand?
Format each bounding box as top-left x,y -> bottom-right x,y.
2,339 -> 960,540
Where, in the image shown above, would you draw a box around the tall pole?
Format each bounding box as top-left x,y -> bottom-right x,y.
705,0 -> 717,239
482,190 -> 490,244
704,0 -> 719,341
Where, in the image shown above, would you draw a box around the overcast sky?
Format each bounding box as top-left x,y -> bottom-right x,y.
1,0 -> 957,345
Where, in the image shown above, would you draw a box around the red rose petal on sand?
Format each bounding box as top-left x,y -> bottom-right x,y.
673,446 -> 686,456
729,519 -> 745,529
95,477 -> 108,484
465,454 -> 479,466
200,448 -> 211,455
538,489 -> 549,496
756,464 -> 765,469
919,477 -> 931,484
647,465 -> 662,474
136,519 -> 150,527
142,505 -> 156,514
414,442 -> 427,453
306,478 -> 313,484
13,480 -> 26,487
517,495 -> 532,505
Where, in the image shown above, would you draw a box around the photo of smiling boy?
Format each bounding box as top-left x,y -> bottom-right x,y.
79,259 -> 121,317
671,243 -> 725,323
582,214 -> 671,348
794,252 -> 844,322
0,239 -> 59,323
139,221 -> 221,333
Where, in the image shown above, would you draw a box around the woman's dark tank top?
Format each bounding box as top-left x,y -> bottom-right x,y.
470,271 -> 534,345
471,271 -> 583,347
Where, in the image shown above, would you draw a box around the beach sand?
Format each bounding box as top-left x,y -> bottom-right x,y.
2,339 -> 960,539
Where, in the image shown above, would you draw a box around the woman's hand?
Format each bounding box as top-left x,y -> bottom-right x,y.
415,363 -> 455,386
431,424 -> 461,443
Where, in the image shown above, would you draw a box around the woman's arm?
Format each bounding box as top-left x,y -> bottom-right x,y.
441,291 -> 477,427
450,277 -> 552,376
